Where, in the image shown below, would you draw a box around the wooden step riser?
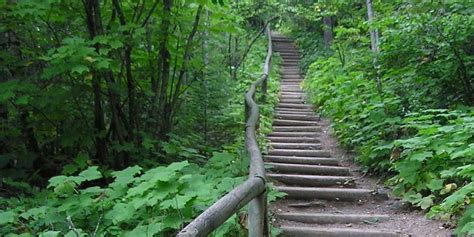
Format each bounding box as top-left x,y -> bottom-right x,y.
275,115 -> 319,121
268,137 -> 321,143
275,51 -> 299,54
268,174 -> 352,186
267,163 -> 349,176
265,156 -> 339,166
269,143 -> 322,150
281,55 -> 300,58
280,83 -> 303,88
276,187 -> 371,201
278,98 -> 305,103
276,108 -> 312,112
280,80 -> 302,83
277,213 -> 389,224
273,120 -> 316,126
277,107 -> 311,111
280,98 -> 305,104
272,126 -> 322,132
269,132 -> 319,137
278,104 -> 312,109
275,108 -> 313,113
280,93 -> 305,99
281,226 -> 407,237
281,86 -> 302,89
275,112 -> 316,116
267,149 -> 330,157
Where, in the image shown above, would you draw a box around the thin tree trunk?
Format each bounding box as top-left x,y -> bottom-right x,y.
366,0 -> 382,93
112,0 -> 136,145
83,0 -> 107,163
366,0 -> 379,53
157,0 -> 172,139
323,16 -> 334,48
170,6 -> 203,111
202,9 -> 210,146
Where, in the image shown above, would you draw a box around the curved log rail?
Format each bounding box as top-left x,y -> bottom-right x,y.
177,25 -> 273,237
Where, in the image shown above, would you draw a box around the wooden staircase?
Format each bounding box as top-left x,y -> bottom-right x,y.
268,34 -> 407,237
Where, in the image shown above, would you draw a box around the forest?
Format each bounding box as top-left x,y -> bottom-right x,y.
0,0 -> 472,236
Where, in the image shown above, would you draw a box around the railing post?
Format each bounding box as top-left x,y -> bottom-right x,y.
248,190 -> 268,237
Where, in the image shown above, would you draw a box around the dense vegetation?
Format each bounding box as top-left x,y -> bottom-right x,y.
0,0 -> 280,236
277,0 -> 473,235
1,0 -> 472,236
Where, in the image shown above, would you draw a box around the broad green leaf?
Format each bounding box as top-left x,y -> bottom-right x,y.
79,166 -> 102,181
71,64 -> 89,74
111,165 -> 142,187
0,210 -> 16,225
106,203 -> 135,224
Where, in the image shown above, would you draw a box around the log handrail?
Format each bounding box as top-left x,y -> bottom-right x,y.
176,24 -> 273,237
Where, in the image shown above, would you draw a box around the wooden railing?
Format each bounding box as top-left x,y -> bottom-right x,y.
176,25 -> 273,237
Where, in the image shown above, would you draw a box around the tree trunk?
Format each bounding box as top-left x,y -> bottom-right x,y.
83,0 -> 107,163
366,0 -> 379,53
170,6 -> 203,112
112,0 -> 136,145
323,16 -> 334,48
157,0 -> 172,139
366,0 -> 382,93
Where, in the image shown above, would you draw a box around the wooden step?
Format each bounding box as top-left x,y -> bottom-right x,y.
275,109 -> 314,114
275,114 -> 319,121
275,106 -> 310,110
273,119 -> 316,126
280,84 -> 301,87
269,142 -> 322,150
264,156 -> 338,166
280,78 -> 302,81
278,99 -> 305,104
276,111 -> 315,116
268,149 -> 331,157
268,174 -> 351,186
279,96 -> 304,100
280,92 -> 305,95
276,186 -> 372,201
281,226 -> 406,237
280,86 -> 303,92
278,103 -> 312,109
277,213 -> 389,224
275,51 -> 299,54
266,163 -> 349,176
272,126 -> 321,132
267,137 -> 320,143
268,132 -> 319,137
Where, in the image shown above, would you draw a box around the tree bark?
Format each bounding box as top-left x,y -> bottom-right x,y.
112,0 -> 137,145
366,0 -> 382,93
366,0 -> 379,53
157,0 -> 172,139
83,0 -> 107,163
323,16 -> 334,48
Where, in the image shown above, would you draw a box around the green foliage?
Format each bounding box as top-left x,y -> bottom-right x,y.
0,152 -> 244,236
286,0 -> 474,234
0,0 -> 282,235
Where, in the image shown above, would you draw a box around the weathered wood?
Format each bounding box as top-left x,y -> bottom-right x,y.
176,177 -> 265,237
